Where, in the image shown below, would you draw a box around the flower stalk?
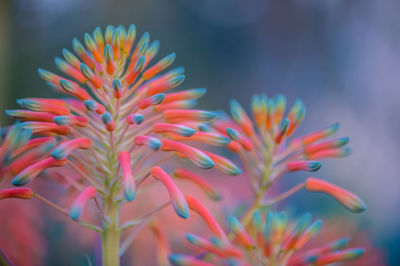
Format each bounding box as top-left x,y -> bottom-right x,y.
101,190 -> 121,266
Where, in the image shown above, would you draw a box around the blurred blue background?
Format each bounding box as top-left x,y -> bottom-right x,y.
0,0 -> 398,264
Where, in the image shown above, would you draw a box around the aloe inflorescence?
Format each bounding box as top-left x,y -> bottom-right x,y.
0,25 -> 367,266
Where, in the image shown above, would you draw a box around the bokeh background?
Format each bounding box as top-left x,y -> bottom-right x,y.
0,0 -> 398,265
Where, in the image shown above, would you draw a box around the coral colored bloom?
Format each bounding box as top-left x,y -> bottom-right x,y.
305,177 -> 367,213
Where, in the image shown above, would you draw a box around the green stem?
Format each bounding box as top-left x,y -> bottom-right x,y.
240,187 -> 268,227
101,192 -> 121,266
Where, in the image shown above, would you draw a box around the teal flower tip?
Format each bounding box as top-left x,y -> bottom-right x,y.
231,166 -> 242,175
153,93 -> 166,104
133,114 -> 144,125
112,79 -> 122,90
11,177 -> 26,187
203,111 -> 216,121
180,127 -> 196,137
69,207 -> 81,220
101,112 -> 113,124
16,99 -> 24,106
305,255 -> 318,263
124,190 -> 136,202
37,68 -> 46,76
148,138 -> 162,151
340,136 -> 350,145
173,66 -> 185,75
352,199 -> 367,213
175,205 -> 189,219
199,155 -> 215,169
84,100 -> 96,110
185,233 -> 196,243
195,87 -> 207,95
169,254 -> 183,264
314,219 -> 323,230
53,116 -> 65,125
309,161 -> 322,172
135,56 -> 145,70
170,75 -> 185,87
198,124 -> 211,132
4,110 -> 13,116
51,148 -> 65,160
226,127 -> 239,140
351,248 -> 366,257
333,237 -> 350,249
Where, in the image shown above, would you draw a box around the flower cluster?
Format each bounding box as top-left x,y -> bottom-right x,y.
165,96 -> 367,265
169,210 -> 364,265
0,25 -> 240,265
207,96 -> 366,215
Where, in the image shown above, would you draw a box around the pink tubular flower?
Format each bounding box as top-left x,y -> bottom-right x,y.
151,166 -> 189,219
118,151 -> 136,201
69,186 -> 97,220
0,188 -> 33,200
